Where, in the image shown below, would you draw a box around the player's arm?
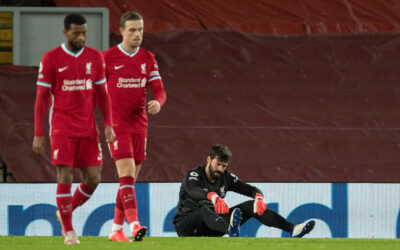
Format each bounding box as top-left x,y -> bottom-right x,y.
147,58 -> 166,115
228,172 -> 267,215
33,56 -> 54,156
95,80 -> 115,143
95,52 -> 115,143
33,84 -> 50,155
185,171 -> 229,214
227,172 -> 262,197
184,172 -> 209,200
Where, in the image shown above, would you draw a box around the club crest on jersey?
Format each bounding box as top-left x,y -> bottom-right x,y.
86,62 -> 92,75
141,63 -> 146,74
219,186 -> 226,197
113,140 -> 118,150
86,79 -> 92,90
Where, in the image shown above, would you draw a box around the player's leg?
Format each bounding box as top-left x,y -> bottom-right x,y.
134,162 -> 142,180
231,200 -> 315,237
109,189 -> 130,242
176,206 -> 244,237
108,135 -> 133,241
132,134 -> 146,180
174,206 -> 229,236
72,137 -> 102,211
56,165 -> 74,237
108,134 -> 146,241
231,200 -> 294,232
51,135 -> 79,244
115,158 -> 147,241
126,134 -> 147,241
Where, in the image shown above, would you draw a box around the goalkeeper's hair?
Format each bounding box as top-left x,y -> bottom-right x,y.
209,144 -> 232,162
64,13 -> 87,30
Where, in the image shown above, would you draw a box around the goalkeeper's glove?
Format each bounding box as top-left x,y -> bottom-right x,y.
253,193 -> 267,215
207,192 -> 229,214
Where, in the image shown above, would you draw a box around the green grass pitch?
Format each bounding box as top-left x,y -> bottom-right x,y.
1,236 -> 399,250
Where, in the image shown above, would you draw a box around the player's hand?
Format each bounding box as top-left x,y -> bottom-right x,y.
104,126 -> 116,143
32,136 -> 46,156
147,100 -> 161,115
207,192 -> 229,214
253,193 -> 267,216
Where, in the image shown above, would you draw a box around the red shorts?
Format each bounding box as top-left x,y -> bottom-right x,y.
50,136 -> 102,168
108,133 -> 147,163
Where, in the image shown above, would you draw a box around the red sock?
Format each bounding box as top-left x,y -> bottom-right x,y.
56,183 -> 73,232
72,182 -> 94,210
119,176 -> 138,223
113,189 -> 125,225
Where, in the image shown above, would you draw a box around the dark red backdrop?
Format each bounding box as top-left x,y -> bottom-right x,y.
2,31 -> 400,182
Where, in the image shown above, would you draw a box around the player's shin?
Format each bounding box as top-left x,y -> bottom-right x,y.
72,182 -> 94,210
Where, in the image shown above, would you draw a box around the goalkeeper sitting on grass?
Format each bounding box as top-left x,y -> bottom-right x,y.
173,144 -> 315,237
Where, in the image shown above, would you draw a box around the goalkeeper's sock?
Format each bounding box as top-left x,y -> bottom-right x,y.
72,182 -> 94,210
119,176 -> 138,223
56,183 -> 73,232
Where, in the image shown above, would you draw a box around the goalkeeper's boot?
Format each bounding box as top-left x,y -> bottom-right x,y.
292,220 -> 315,238
64,230 -> 80,245
228,208 -> 242,237
56,210 -> 66,236
109,228 -> 131,242
132,223 -> 147,241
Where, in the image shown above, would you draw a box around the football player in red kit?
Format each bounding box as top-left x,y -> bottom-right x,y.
33,13 -> 115,245
103,11 -> 166,242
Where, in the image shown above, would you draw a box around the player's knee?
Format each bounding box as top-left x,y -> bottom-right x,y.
240,200 -> 257,216
85,174 -> 101,188
56,166 -> 73,184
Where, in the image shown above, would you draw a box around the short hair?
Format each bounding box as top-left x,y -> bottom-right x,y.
64,13 -> 87,30
120,11 -> 143,28
209,144 -> 232,162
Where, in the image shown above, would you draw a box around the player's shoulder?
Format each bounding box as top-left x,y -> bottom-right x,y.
188,165 -> 205,177
102,45 -> 118,58
42,45 -> 62,59
84,46 -> 103,56
225,170 -> 239,181
139,47 -> 156,59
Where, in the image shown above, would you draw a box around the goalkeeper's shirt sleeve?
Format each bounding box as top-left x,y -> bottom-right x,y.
184,172 -> 208,200
227,171 -> 263,198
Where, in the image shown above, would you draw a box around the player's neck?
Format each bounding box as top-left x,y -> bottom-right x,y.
66,42 -> 83,53
121,42 -> 139,54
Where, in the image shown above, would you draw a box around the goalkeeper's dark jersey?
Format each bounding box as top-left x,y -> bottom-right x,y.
173,164 -> 262,224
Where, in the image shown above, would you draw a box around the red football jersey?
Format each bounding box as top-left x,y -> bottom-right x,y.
36,43 -> 107,137
103,44 -> 166,135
